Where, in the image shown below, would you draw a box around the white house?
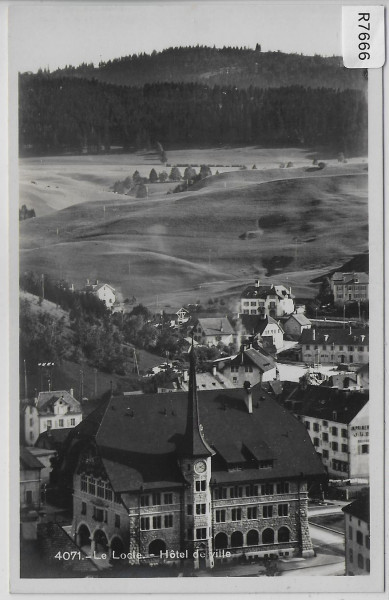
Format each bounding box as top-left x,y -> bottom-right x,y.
342,495 -> 370,576
283,313 -> 311,339
213,344 -> 277,387
239,315 -> 284,351
240,280 -> 294,318
330,272 -> 369,305
24,389 -> 83,446
300,327 -> 369,365
283,385 -> 369,479
192,317 -> 234,347
85,280 -> 116,308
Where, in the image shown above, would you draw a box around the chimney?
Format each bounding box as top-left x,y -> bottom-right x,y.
324,335 -> 328,342
255,279 -> 260,288
312,328 -> 316,341
349,326 -> 352,335
220,320 -> 223,333
70,388 -> 74,397
212,365 -> 217,377
361,335 -> 365,342
183,370 -> 189,383
243,381 -> 253,414
87,278 -> 90,285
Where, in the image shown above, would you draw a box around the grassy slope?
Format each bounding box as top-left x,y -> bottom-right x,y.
20,163 -> 368,309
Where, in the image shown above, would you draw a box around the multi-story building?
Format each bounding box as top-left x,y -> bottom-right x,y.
239,315 -> 284,351
23,389 -> 82,446
282,385 -> 369,479
85,280 -> 116,308
342,494 -> 370,575
55,349 -> 325,570
300,327 -> 369,365
213,344 -> 277,387
240,281 -> 294,318
20,447 -> 44,510
330,272 -> 369,305
191,317 -> 234,347
283,313 -> 311,340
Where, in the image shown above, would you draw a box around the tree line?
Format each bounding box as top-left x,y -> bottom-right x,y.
19,75 -> 367,156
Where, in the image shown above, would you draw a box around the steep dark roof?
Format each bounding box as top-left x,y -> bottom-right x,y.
196,317 -> 234,336
284,385 -> 369,424
68,381 -> 325,492
300,327 -> 369,346
286,313 -> 311,327
342,495 -> 370,523
20,447 -> 44,470
331,272 -> 369,285
241,284 -> 273,299
35,428 -> 73,450
240,315 -> 281,336
230,347 -> 276,373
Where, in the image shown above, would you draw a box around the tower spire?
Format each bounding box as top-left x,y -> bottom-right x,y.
178,342 -> 214,457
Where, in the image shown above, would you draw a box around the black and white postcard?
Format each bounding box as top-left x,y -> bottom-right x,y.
6,0 -> 386,596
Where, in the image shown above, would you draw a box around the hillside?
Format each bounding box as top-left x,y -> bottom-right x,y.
50,47 -> 366,91
20,167 -> 368,307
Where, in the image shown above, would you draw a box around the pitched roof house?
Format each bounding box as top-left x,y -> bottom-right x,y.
240,280 -> 294,318
330,272 -> 369,305
342,494 -> 370,575
54,348 -> 324,570
239,314 -> 284,351
192,317 -> 234,347
300,327 -> 369,365
24,390 -> 82,446
213,344 -> 277,387
283,313 -> 311,339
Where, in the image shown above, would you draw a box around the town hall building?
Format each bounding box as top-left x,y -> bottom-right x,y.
55,347 -> 325,570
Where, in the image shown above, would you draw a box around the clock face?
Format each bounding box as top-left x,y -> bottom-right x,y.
194,460 -> 206,474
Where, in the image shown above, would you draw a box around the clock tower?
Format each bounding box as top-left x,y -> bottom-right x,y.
178,344 -> 215,570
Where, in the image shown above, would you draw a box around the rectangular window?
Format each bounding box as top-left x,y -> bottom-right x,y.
305,421 -> 310,430
356,531 -> 363,545
263,505 -> 273,518
140,494 -> 149,507
214,487 -> 227,499
358,346 -> 364,352
187,504 -> 193,516
70,418 -> 76,426
322,450 -> 329,459
114,492 -> 121,504
29,418 -> 33,426
81,474 -> 88,492
322,345 -> 326,350
46,420 -> 52,428
140,517 -> 150,531
365,535 -> 370,549
81,501 -> 86,515
59,419 -> 64,427
366,559 -> 370,573
164,514 -> 173,528
341,429 -> 348,439
115,514 -> 120,528
261,483 -> 274,495
93,507 -> 105,522
195,480 -> 206,492
105,487 -> 112,501
152,493 -> 161,506
322,432 -> 329,442
215,509 -> 226,523
97,480 -> 105,498
196,503 -> 206,515
245,365 -> 253,372
331,442 -> 338,451
88,477 -> 96,495
331,427 -> 338,436
231,508 -> 242,521
152,516 -> 162,530
229,486 -> 243,498
313,423 -> 320,432
247,506 -> 258,520
246,484 -> 259,497
339,346 -> 344,351
322,420 -> 328,427
305,345 -> 310,350
276,482 -> 289,494
196,528 -> 207,540
278,504 -> 288,516
163,493 -> 173,505
341,444 -> 348,453
313,437 -> 320,447
348,346 -> 354,352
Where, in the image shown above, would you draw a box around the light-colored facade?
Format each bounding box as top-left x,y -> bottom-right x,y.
343,496 -> 370,576
330,272 -> 369,305
213,346 -> 277,387
24,390 -> 82,446
240,281 -> 294,318
300,328 -> 369,365
296,400 -> 369,479
192,317 -> 234,347
20,448 -> 44,510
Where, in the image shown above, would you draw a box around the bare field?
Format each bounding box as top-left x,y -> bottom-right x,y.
20,150 -> 368,310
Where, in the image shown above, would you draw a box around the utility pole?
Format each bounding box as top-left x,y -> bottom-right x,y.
41,274 -> 45,300
343,304 -> 346,327
133,348 -> 139,375
79,369 -> 84,401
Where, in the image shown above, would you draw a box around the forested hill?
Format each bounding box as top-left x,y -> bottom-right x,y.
19,76 -> 367,156
47,46 -> 366,91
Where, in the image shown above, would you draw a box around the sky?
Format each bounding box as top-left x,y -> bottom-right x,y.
8,2 -> 343,73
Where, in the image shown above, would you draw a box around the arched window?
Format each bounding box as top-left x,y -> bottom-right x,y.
247,530 -> 259,546
149,539 -> 166,556
357,554 -> 364,569
77,524 -> 90,547
262,528 -> 274,544
214,532 -> 228,549
278,527 -> 290,543
231,531 -> 243,548
94,529 -> 109,552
